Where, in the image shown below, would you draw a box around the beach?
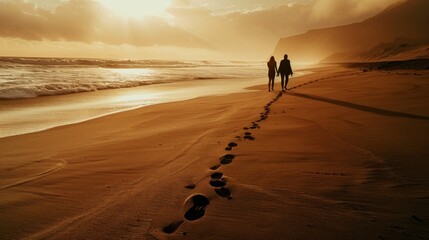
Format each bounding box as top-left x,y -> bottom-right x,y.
0,58 -> 278,138
1,65 -> 429,239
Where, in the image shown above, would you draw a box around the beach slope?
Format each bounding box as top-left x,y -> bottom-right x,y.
1,66 -> 429,239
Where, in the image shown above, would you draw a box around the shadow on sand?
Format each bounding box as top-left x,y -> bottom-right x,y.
287,92 -> 429,121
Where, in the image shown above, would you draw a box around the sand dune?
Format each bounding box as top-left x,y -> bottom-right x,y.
1,66 -> 429,239
323,38 -> 429,63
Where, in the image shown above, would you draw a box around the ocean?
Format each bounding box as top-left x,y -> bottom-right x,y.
0,57 -> 266,100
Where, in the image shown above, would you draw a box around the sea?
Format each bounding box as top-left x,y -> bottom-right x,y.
0,57 -> 267,100
0,57 -> 307,138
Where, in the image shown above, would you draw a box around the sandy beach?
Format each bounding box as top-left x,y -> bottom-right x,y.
1,65 -> 428,239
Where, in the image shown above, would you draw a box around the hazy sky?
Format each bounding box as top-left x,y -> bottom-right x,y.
0,0 -> 403,60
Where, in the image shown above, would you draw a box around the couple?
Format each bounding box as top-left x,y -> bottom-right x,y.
267,54 -> 293,91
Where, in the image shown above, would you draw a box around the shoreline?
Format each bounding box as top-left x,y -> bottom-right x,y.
1,66 -> 429,239
0,68 -> 311,139
0,77 -> 265,139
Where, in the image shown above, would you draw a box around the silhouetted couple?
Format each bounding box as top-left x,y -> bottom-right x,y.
267,54 -> 293,91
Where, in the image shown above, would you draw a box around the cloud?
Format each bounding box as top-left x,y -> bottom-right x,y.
0,0 -> 209,48
165,0 -> 405,59
0,0 -> 403,60
310,0 -> 405,24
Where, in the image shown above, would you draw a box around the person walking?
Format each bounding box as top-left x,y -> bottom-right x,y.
267,56 -> 278,92
278,54 -> 293,90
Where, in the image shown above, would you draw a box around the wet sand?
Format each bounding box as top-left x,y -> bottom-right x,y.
0,77 -> 267,138
1,66 -> 429,239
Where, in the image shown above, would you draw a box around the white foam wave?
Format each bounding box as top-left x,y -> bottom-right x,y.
0,81 -> 170,99
0,57 -> 266,100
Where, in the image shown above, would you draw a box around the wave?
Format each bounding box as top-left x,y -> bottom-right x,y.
0,57 -> 194,68
0,57 -> 266,100
0,57 -> 262,69
0,81 -> 171,100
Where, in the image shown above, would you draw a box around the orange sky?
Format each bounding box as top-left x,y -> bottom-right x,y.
0,0 -> 403,60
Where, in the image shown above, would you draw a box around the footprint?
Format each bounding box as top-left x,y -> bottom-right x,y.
243,132 -> 255,140
209,172 -> 226,184
250,120 -> 263,125
225,142 -> 239,151
215,187 -> 232,199
185,184 -> 196,189
162,220 -> 184,234
210,165 -> 221,170
184,195 -> 210,221
244,135 -> 255,140
211,172 -> 223,179
210,179 -> 227,187
220,154 -> 235,165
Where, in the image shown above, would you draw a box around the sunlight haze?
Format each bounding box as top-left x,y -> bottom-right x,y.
0,0 -> 403,60
102,0 -> 172,18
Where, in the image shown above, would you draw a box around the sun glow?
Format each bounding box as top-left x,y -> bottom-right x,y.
101,0 -> 172,18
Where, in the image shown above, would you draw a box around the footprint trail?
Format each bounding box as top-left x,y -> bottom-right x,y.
162,86 -> 322,234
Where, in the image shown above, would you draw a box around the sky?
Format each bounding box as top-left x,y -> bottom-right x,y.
0,0 -> 403,60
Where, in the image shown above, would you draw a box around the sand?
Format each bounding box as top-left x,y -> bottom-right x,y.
1,66 -> 429,239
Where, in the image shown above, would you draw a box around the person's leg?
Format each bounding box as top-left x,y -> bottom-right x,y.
271,77 -> 274,91
269,77 -> 274,91
280,73 -> 285,90
268,77 -> 271,91
285,75 -> 289,90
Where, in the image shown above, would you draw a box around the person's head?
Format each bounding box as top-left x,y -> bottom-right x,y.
284,54 -> 288,59
270,56 -> 275,62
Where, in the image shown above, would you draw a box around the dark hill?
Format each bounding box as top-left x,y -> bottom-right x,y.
273,0 -> 429,63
